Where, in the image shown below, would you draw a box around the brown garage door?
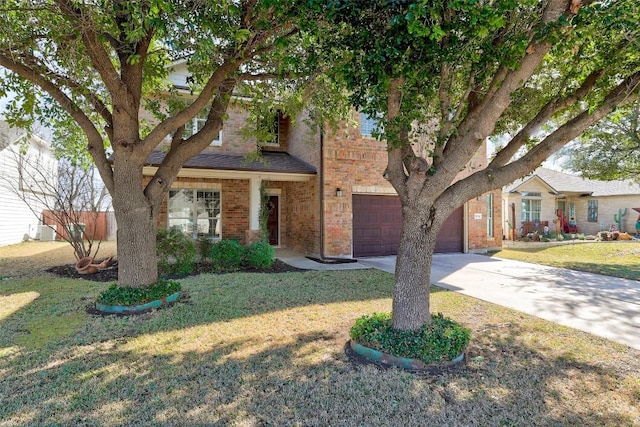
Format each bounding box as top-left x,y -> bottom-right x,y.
352,195 -> 463,257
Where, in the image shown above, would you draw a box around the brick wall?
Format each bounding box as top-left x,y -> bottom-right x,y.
284,179 -> 320,255
287,110 -> 321,169
222,179 -> 250,242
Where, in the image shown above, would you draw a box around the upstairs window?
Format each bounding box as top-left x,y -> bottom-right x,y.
258,110 -> 282,147
185,108 -> 222,146
360,113 -> 381,138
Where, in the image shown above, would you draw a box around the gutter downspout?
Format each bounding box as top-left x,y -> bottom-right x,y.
319,126 -> 325,258
311,125 -> 357,264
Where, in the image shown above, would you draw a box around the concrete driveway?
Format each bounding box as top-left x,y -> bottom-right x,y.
358,254 -> 640,351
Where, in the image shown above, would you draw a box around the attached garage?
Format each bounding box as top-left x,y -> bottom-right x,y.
352,194 -> 463,257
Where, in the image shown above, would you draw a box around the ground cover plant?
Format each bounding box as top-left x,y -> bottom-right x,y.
491,241 -> 640,281
350,312 -> 470,364
1,251 -> 639,425
97,279 -> 181,306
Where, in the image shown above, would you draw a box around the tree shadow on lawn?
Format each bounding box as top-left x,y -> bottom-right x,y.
0,269 -> 397,349
0,324 -> 637,426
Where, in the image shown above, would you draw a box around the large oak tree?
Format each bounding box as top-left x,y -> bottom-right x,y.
0,0 -> 317,288
318,0 -> 640,330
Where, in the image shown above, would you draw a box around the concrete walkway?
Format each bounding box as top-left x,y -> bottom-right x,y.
276,249 -> 640,350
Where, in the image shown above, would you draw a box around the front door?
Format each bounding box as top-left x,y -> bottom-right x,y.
267,195 -> 279,245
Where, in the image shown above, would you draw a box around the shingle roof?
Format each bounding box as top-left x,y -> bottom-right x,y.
146,150 -> 316,175
504,167 -> 640,197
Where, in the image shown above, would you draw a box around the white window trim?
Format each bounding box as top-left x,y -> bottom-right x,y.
521,198 -> 542,222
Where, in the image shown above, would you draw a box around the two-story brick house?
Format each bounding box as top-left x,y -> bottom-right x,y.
144,64 -> 502,258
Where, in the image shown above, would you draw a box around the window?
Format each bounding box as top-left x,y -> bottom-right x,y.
168,189 -> 221,239
588,200 -> 598,222
360,112 -> 381,138
521,199 -> 541,222
185,108 -> 222,146
487,193 -> 494,237
258,110 -> 281,146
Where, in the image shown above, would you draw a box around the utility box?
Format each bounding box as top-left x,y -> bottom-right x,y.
38,225 -> 57,241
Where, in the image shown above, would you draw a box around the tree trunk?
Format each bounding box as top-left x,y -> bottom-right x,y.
112,161 -> 159,288
391,203 -> 439,330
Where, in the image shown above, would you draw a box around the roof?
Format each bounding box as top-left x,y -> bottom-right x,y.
146,150 -> 317,175
504,167 -> 640,197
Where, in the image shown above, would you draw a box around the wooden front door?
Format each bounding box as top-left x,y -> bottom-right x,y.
267,195 -> 279,245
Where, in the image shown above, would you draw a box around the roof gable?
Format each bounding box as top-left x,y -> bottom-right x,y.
504,167 -> 640,197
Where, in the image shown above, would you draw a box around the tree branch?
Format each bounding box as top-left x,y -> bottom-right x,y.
440,70 -> 640,209
0,53 -> 114,194
145,80 -> 236,206
489,68 -> 604,168
433,0 -> 570,186
54,0 -> 125,101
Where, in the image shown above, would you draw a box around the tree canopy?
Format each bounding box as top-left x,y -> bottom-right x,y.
562,102 -> 640,182
0,0 -> 330,287
313,0 -> 640,329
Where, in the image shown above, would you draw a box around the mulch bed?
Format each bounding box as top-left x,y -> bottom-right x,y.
46,259 -> 307,282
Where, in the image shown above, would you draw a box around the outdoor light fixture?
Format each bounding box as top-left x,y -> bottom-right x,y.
336,188 -> 343,197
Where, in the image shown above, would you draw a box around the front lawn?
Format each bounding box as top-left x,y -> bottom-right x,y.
1,269 -> 639,425
490,241 -> 640,281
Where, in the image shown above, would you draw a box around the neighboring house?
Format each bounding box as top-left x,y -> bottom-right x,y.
502,168 -> 640,238
144,64 -> 502,257
0,121 -> 58,246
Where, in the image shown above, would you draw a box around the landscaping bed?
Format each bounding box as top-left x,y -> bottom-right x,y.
45,259 -> 304,282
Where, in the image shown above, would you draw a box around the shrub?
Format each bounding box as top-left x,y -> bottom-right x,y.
197,237 -> 214,262
563,233 -> 572,240
350,312 -> 471,364
97,279 -> 181,306
210,239 -> 246,270
246,240 -> 275,268
541,237 -> 550,242
577,233 -> 586,240
157,229 -> 197,276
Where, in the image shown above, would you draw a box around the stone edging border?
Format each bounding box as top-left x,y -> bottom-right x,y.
348,340 -> 465,371
95,291 -> 181,314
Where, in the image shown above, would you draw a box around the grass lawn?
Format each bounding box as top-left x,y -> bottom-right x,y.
1,269 -> 639,426
490,241 -> 640,281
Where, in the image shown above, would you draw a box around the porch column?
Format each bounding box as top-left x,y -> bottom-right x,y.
246,177 -> 262,243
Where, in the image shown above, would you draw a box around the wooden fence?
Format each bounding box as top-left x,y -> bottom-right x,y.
42,210 -> 109,241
